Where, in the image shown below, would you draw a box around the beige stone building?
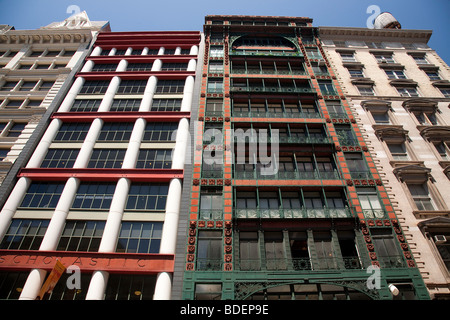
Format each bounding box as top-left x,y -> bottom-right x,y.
0,12 -> 109,185
320,13 -> 450,299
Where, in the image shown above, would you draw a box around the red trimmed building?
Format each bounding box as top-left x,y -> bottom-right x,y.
0,30 -> 201,299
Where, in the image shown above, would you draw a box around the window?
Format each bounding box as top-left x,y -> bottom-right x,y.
439,88 -> 450,98
345,153 -> 370,179
110,99 -> 141,112
433,142 -> 450,160
0,148 -> 10,161
72,183 -> 116,210
155,80 -> 185,93
125,183 -> 168,211
98,123 -> 134,141
1,81 -> 18,91
326,101 -> 346,118
38,81 -> 54,91
372,111 -> 391,124
197,231 -> 222,270
412,55 -> 428,64
20,182 -> 65,208
265,232 -> 286,270
92,63 -> 117,72
387,142 -> 409,160
54,123 -> 90,142
397,87 -> 419,97
429,231 -> 450,271
340,52 -> 356,62
136,149 -> 172,169
0,219 -> 49,250
161,63 -> 187,71
210,46 -> 224,57
357,187 -> 383,218
425,71 -> 441,81
126,63 -> 152,71
318,80 -> 336,95
79,80 -> 109,94
374,54 -> 395,63
70,99 -> 101,112
239,232 -> 260,270
209,61 -> 223,73
385,70 -> 406,79
5,100 -> 23,109
40,149 -> 80,168
407,183 -> 436,211
206,99 -> 223,116
199,188 -> 223,220
348,69 -> 364,78
371,228 -> 404,268
357,85 -> 375,96
150,98 -> 181,111
314,232 -> 335,269
57,221 -> 105,252
116,80 -> 147,94
18,81 -> 37,91
207,79 -> 223,93
195,284 -> 222,300
116,222 -> 163,253
105,274 -> 156,300
335,125 -> 357,145
142,122 -> 178,141
87,149 -> 126,168
6,123 -> 26,137
413,111 -> 437,125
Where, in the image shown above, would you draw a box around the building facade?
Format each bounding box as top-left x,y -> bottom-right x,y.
176,15 -> 429,300
0,12 -> 109,187
0,28 -> 201,299
320,14 -> 450,299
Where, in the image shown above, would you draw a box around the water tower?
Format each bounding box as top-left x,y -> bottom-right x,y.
374,12 -> 401,29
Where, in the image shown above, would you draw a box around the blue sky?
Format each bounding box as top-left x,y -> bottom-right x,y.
0,0 -> 449,62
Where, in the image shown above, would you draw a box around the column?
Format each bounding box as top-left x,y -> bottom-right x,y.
73,118 -> 103,168
19,177 -> 80,299
181,76 -> 195,112
85,271 -> 109,300
142,47 -> 149,55
26,119 -> 62,168
58,77 -> 85,112
97,76 -> 120,112
139,76 -> 157,112
122,117 -> 146,169
154,118 -> 189,299
0,177 -> 31,241
90,46 -> 102,57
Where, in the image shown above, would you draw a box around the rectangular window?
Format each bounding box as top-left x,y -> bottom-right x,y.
348,69 -> 364,78
374,54 -> 395,63
2,81 -> 18,91
126,63 -> 153,71
136,149 -> 172,169
210,46 -> 224,57
209,61 -> 223,73
70,99 -> 101,112
71,183 -> 116,210
0,219 -> 49,250
357,187 -> 384,218
155,80 -> 185,93
397,87 -> 419,97
197,231 -> 222,270
87,149 -> 126,168
161,63 -> 187,71
357,86 -> 375,96
407,183 -> 436,211
6,123 -> 26,137
207,79 -> 223,93
116,80 -> 147,94
98,123 -> 134,141
92,63 -> 117,72
371,228 -> 404,268
142,122 -> 178,142
387,142 -> 409,160
116,222 -> 163,253
125,183 -> 168,211
54,123 -> 90,142
150,98 -> 181,112
314,231 -> 335,269
265,232 -> 286,270
110,99 -> 141,112
239,232 -> 260,270
425,71 -> 441,81
385,70 -> 406,79
79,80 -> 109,94
335,125 -> 357,145
40,149 -> 80,168
199,189 -> 222,220
57,220 -> 105,252
345,153 -> 370,179
20,182 -> 65,208
433,142 -> 450,160
19,81 -> 37,91
340,52 -> 356,62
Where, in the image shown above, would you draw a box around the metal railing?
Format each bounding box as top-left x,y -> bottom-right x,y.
232,111 -> 321,119
234,207 -> 353,219
234,169 -> 340,180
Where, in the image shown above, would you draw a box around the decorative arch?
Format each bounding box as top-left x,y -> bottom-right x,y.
229,34 -> 300,53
